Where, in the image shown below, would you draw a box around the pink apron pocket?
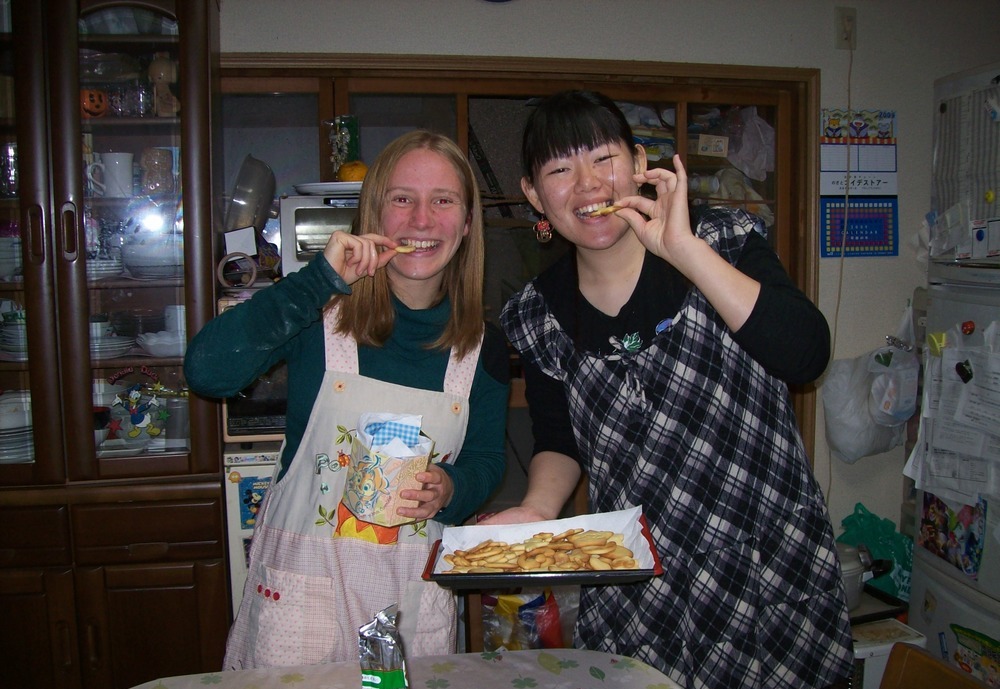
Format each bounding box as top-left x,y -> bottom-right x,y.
406,580 -> 458,657
246,566 -> 337,667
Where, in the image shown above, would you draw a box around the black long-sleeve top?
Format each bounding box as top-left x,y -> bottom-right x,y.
522,228 -> 830,462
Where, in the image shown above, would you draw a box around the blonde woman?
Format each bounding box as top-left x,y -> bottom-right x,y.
186,130 -> 509,668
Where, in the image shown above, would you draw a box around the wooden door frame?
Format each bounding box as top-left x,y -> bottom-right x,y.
220,53 -> 821,458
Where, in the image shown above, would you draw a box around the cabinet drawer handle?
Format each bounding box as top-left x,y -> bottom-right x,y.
27,204 -> 47,261
61,205 -> 78,259
85,621 -> 101,668
59,620 -> 73,668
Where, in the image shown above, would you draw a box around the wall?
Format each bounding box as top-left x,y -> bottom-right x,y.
219,0 -> 1000,533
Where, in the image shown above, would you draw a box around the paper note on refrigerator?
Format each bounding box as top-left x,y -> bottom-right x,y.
910,347 -> 1000,500
952,350 -> 1000,434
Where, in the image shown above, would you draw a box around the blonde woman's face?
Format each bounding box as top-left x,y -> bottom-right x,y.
381,148 -> 470,306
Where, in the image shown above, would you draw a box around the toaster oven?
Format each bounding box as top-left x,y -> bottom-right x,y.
279,193 -> 359,274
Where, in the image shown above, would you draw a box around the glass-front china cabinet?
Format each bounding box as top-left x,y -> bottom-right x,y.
0,2 -> 226,688
1,0 -> 220,486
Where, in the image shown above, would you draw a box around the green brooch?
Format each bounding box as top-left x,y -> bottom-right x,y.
621,332 -> 642,353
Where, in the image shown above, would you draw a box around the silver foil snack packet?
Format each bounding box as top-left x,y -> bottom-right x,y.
359,604 -> 409,689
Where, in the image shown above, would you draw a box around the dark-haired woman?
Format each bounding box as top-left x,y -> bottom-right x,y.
484,90 -> 852,689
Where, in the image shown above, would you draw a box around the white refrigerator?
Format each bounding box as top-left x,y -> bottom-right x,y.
904,262 -> 1000,686
903,59 -> 1000,684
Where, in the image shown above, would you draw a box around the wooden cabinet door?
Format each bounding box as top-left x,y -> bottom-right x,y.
54,0 -> 222,483
0,0 -> 69,489
75,560 -> 228,689
0,568 -> 82,689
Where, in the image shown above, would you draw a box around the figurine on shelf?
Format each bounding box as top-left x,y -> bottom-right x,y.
148,52 -> 180,117
84,207 -> 101,258
80,88 -> 108,119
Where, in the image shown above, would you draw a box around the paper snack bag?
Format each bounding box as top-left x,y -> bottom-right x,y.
343,432 -> 434,527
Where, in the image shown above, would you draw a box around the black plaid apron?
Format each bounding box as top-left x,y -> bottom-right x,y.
502,212 -> 854,689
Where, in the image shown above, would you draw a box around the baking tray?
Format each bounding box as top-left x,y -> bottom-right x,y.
422,506 -> 663,589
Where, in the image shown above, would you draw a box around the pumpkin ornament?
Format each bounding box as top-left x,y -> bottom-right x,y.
80,88 -> 108,119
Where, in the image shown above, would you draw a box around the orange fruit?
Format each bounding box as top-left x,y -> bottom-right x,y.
337,160 -> 368,182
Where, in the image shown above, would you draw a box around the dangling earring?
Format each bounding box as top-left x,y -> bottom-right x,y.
533,217 -> 552,243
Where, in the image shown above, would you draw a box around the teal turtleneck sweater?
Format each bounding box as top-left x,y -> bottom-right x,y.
184,254 -> 509,525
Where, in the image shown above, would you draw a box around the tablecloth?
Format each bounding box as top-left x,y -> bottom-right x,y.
131,648 -> 681,689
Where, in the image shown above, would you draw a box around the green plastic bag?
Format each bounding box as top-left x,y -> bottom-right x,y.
837,502 -> 913,601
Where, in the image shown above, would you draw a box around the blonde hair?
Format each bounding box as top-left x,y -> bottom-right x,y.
333,130 -> 485,359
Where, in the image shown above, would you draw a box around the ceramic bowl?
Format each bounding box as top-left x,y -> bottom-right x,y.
121,234 -> 183,263
137,330 -> 185,357
121,234 -> 183,279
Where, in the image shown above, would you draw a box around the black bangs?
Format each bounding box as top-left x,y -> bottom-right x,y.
521,90 -> 634,181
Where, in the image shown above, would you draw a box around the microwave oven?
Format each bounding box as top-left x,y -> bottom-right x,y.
218,295 -> 288,442
279,194 -> 359,274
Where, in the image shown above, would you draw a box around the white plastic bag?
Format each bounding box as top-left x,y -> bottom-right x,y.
823,354 -> 905,463
822,307 -> 917,463
725,106 -> 775,182
867,344 -> 919,426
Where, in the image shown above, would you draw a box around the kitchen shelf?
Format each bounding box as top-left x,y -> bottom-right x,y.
82,116 -> 179,129
79,34 -> 179,47
91,354 -> 184,367
87,276 -> 183,288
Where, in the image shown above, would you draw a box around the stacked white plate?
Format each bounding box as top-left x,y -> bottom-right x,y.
87,256 -> 124,279
90,334 -> 136,360
0,237 -> 21,279
0,390 -> 33,464
0,322 -> 29,361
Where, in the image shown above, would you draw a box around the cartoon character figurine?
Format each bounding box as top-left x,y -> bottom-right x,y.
115,384 -> 161,437
148,52 -> 180,117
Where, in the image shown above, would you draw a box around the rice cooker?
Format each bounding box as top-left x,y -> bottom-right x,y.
836,542 -> 893,610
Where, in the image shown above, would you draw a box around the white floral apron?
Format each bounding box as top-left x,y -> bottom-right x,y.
224,306 -> 482,669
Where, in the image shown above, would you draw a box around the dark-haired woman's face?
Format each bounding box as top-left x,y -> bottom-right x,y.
522,141 -> 641,250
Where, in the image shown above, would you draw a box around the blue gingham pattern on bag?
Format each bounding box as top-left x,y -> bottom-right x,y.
364,420 -> 421,448
501,208 -> 854,689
